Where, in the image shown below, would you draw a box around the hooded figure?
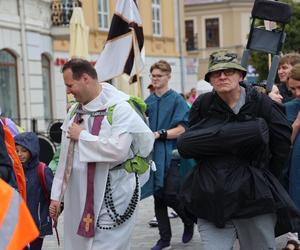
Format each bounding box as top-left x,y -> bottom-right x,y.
14,132 -> 53,248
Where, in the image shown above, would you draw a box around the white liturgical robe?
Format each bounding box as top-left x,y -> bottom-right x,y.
51,83 -> 154,250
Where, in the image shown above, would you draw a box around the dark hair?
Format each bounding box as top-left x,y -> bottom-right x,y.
62,58 -> 98,80
150,60 -> 172,74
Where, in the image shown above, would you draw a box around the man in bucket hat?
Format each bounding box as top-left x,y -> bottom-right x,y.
204,50 -> 247,82
177,50 -> 299,249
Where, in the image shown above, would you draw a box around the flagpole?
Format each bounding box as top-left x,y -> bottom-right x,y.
130,27 -> 142,97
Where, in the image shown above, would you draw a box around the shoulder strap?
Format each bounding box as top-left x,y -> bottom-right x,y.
38,162 -> 50,204
107,105 -> 116,125
129,99 -> 148,125
199,92 -> 215,117
256,92 -> 273,121
69,103 -> 80,119
107,99 -> 148,126
189,92 -> 214,127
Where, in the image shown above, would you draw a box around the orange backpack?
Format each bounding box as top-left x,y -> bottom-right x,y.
1,119 -> 26,201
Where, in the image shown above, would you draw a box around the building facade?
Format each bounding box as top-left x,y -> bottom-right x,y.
184,0 -> 253,85
51,0 -> 187,121
0,0 -> 53,131
0,0 -> 187,131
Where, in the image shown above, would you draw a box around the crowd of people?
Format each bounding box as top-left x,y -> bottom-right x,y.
0,49 -> 300,250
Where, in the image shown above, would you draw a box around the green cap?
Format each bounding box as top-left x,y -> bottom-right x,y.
205,50 -> 247,82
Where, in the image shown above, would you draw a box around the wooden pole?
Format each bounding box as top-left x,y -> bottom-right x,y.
130,27 -> 142,97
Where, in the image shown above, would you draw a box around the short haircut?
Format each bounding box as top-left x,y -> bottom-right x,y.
150,60 -> 172,74
289,64 -> 300,81
62,58 -> 98,80
279,52 -> 300,67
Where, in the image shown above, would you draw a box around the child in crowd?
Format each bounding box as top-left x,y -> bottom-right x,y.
189,87 -> 197,104
14,132 -> 53,250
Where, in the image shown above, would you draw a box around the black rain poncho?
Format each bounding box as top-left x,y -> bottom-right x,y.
177,86 -> 300,236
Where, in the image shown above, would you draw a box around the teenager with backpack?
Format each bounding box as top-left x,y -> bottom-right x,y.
177,50 -> 300,250
14,132 -> 53,250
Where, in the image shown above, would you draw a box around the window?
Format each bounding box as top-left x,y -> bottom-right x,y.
98,0 -> 109,31
0,50 -> 19,120
41,54 -> 52,122
205,18 -> 220,48
61,0 -> 81,25
152,0 -> 161,36
185,20 -> 197,51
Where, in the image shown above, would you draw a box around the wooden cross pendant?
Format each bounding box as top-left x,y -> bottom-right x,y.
83,213 -> 93,232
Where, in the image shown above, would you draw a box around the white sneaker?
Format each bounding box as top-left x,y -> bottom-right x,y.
168,211 -> 178,219
148,217 -> 158,227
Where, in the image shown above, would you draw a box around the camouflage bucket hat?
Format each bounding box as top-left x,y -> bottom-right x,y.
204,50 -> 247,81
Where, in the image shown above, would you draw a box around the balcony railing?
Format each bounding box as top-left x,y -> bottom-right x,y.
51,0 -> 82,26
186,35 -> 198,51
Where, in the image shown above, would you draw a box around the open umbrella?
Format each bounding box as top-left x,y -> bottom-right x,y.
69,7 -> 89,59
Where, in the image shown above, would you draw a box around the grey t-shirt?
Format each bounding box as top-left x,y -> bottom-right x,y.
231,87 -> 246,114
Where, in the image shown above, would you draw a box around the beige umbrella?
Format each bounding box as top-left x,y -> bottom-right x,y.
69,7 -> 89,59
68,7 -> 89,105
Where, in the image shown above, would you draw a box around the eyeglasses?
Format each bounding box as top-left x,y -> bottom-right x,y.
149,74 -> 169,79
210,69 -> 237,78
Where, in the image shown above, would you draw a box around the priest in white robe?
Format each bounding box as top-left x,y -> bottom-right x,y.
49,59 -> 154,250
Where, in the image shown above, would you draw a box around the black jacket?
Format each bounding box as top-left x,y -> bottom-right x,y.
177,86 -> 300,235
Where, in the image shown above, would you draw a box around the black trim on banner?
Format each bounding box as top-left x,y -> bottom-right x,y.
107,15 -> 144,51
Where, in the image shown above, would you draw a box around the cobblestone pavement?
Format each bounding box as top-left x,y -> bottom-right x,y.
43,197 -> 290,250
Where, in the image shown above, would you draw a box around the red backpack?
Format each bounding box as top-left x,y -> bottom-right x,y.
37,162 -> 50,203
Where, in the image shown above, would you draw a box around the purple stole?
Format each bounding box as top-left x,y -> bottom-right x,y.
77,114 -> 106,237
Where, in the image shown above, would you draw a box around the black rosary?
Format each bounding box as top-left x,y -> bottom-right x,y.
96,172 -> 139,230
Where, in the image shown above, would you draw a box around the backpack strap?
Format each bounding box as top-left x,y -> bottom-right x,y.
38,162 -> 50,204
189,92 -> 215,127
107,105 -> 115,125
255,92 -> 273,122
69,102 -> 80,119
107,99 -> 148,126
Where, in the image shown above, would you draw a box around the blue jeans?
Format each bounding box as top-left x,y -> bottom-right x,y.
197,213 -> 277,250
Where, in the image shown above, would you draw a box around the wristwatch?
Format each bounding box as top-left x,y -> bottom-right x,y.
158,129 -> 168,140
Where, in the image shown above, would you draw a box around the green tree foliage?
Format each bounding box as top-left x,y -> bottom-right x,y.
283,0 -> 300,53
249,0 -> 300,82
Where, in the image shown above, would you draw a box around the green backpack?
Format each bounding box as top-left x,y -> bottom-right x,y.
70,96 -> 151,175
